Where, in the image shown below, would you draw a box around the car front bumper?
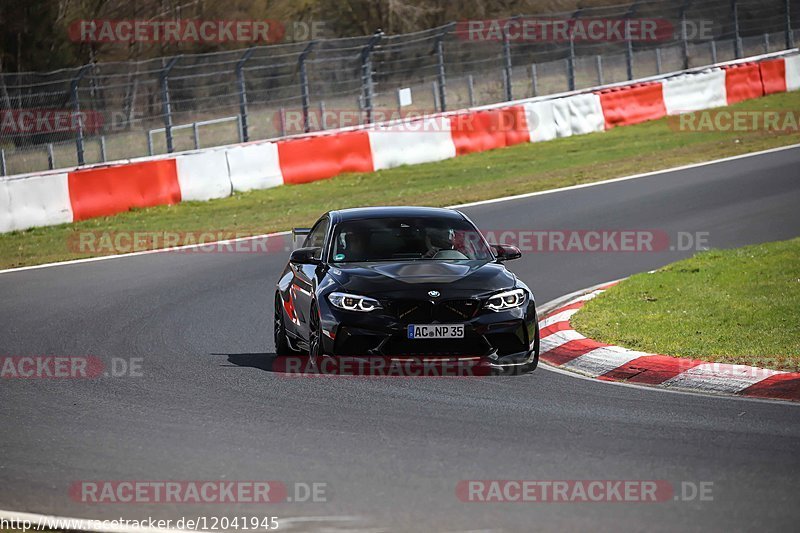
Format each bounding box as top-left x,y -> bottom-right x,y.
316,296 -> 539,368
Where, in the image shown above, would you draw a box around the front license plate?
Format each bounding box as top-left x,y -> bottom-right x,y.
407,324 -> 465,339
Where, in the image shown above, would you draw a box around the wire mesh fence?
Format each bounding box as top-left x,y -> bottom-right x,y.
1,0 -> 798,176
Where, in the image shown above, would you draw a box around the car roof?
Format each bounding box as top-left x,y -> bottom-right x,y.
329,206 -> 465,223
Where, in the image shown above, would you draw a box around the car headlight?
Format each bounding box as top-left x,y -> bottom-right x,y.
485,288 -> 526,311
328,292 -> 382,312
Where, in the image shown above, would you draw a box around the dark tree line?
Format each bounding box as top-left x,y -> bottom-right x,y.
0,0 -> 616,72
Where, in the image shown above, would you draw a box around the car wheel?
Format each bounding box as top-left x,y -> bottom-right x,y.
274,293 -> 301,356
525,324 -> 541,372
308,301 -> 325,366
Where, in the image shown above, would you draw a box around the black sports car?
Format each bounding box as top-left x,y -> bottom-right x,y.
274,206 -> 539,374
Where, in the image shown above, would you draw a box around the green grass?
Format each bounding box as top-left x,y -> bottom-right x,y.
572,238 -> 800,372
1,90 -> 799,270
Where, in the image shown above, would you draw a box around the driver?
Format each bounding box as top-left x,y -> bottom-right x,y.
422,227 -> 455,259
343,231 -> 370,261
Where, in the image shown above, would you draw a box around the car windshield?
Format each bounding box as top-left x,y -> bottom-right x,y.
330,217 -> 493,263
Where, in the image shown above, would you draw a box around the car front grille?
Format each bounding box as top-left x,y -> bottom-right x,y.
387,298 -> 481,324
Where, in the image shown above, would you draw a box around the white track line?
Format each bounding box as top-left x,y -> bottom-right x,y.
452,142 -> 800,209
1,143 -> 799,276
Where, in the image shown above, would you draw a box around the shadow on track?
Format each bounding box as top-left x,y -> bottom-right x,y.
214,353 -> 512,377
216,352 -> 280,372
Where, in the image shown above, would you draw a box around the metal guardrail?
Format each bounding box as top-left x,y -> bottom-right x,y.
147,116 -> 242,156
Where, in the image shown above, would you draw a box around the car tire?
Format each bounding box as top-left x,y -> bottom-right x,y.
308,301 -> 328,368
525,324 -> 541,372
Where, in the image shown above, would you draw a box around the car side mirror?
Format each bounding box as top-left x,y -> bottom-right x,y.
290,247 -> 321,265
490,244 -> 522,262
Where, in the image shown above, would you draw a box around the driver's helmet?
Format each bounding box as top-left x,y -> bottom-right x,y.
427,227 -> 455,249
345,231 -> 369,252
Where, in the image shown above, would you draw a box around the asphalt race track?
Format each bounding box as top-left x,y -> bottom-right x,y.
1,146 -> 800,532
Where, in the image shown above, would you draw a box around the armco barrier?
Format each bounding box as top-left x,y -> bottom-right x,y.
661,69 -> 728,115
277,131 -> 374,185
760,59 -> 788,94
450,106 -> 530,155
225,142 -> 284,192
368,116 -> 457,170
0,173 -> 73,232
175,150 -> 232,201
1,51 -> 798,234
597,83 -> 667,129
723,63 -> 764,104
524,101 -> 558,142
68,159 -> 181,221
552,93 -> 606,137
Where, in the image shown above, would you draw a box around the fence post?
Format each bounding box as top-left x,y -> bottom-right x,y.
435,23 -> 454,112
193,122 -> 200,150
566,37 -> 576,91
432,81 -> 439,112
47,143 -> 55,170
70,65 -> 91,166
567,10 -> 581,92
467,74 -> 475,106
0,148 -> 6,176
595,55 -> 604,85
160,56 -> 181,154
680,1 -> 692,70
763,32 -> 770,53
655,48 -> 662,74
626,22 -> 634,80
319,101 -> 327,130
236,47 -> 256,142
502,27 -> 514,101
99,135 -> 107,162
624,4 -> 639,81
787,0 -> 795,49
732,0 -> 742,59
298,41 -> 317,133
711,39 -> 718,63
360,31 -> 383,125
530,64 -> 538,97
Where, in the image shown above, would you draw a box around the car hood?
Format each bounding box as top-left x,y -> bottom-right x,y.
327,260 -> 517,296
